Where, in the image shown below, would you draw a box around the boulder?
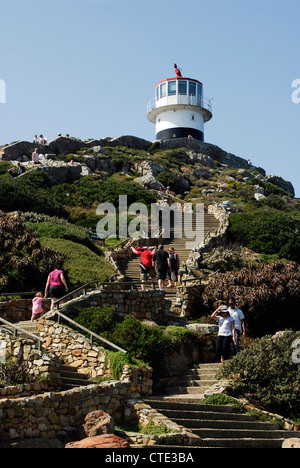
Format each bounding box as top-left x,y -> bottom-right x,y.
65,434 -> 130,449
78,410 -> 115,439
282,438 -> 300,448
264,175 -> 295,197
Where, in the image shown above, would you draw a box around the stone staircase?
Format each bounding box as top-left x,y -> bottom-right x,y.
2,320 -> 94,390
118,210 -> 219,310
139,362 -> 300,448
141,398 -> 300,448
162,363 -> 222,399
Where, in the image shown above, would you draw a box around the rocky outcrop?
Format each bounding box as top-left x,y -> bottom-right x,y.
0,135 -> 152,161
78,410 -> 115,439
160,137 -> 266,174
265,175 -> 295,197
65,434 -> 131,448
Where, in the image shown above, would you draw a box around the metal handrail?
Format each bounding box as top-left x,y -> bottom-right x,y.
0,316 -> 44,351
51,309 -> 127,354
147,95 -> 212,114
53,280 -> 158,310
49,280 -> 160,354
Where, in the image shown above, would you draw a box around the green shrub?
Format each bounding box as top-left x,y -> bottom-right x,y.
0,212 -> 64,292
202,261 -> 300,337
75,306 -> 115,334
156,172 -> 176,190
27,221 -> 103,256
229,210 -> 300,262
74,309 -> 199,371
220,330 -> 300,419
0,171 -> 66,217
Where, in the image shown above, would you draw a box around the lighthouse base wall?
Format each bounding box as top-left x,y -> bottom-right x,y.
156,127 -> 204,141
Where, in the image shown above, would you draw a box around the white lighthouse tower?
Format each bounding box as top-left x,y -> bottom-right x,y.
147,64 -> 212,141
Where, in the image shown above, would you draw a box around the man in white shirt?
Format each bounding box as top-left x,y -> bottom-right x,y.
228,297 -> 246,355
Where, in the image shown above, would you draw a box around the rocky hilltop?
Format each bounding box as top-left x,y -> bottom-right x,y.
0,135 -> 295,197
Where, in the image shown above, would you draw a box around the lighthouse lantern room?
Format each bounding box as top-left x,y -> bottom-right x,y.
147,64 -> 212,142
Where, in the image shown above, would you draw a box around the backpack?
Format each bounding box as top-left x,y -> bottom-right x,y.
169,252 -> 178,270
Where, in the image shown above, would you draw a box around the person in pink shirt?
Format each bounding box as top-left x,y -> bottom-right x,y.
31,292 -> 44,322
44,266 -> 68,311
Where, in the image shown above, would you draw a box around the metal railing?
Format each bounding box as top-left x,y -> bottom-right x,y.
50,308 -> 127,354
0,316 -> 45,351
53,279 -> 158,310
147,95 -> 212,114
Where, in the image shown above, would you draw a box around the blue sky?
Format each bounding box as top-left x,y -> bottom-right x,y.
1,0 -> 299,196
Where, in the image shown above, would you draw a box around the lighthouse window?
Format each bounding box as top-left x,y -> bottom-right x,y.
189,81 -> 196,96
197,84 -> 202,102
178,80 -> 187,95
168,81 -> 176,96
160,82 -> 166,98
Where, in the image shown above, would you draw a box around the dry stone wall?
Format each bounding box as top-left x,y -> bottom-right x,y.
0,381 -> 134,442
59,289 -> 167,323
0,298 -> 50,323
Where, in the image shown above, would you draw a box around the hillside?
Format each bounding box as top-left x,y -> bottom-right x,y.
0,134 -> 299,300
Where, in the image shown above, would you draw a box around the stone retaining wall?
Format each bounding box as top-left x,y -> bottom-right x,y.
60,289 -> 167,323
186,203 -> 230,270
0,328 -> 63,390
0,381 -> 134,442
39,318 -> 153,393
0,298 -> 50,323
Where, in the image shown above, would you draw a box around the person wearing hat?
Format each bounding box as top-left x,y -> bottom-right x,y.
211,304 -> 236,363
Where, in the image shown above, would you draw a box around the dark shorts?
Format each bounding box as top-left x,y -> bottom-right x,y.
140,267 -> 156,282
157,268 -> 168,280
50,285 -> 65,299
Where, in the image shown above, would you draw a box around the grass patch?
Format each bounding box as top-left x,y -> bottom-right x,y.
39,237 -> 114,286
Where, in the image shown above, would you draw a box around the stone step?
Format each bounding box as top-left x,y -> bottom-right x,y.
154,408 -> 257,421
172,379 -> 218,387
170,418 -> 280,431
197,438 -> 291,449
193,427 -> 300,440
141,400 -> 238,413
163,386 -> 213,394
59,365 -> 94,389
141,399 -> 300,448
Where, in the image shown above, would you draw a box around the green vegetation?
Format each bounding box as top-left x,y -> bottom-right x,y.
203,394 -> 246,413
115,419 -> 178,435
229,210 -> 300,262
39,238 -> 113,286
74,307 -> 200,376
220,330 -> 300,419
0,211 -> 64,292
201,261 -> 299,337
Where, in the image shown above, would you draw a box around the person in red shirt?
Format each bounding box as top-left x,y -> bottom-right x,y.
131,246 -> 156,290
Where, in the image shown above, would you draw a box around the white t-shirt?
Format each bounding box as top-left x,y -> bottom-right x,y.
217,315 -> 234,336
229,307 -> 244,331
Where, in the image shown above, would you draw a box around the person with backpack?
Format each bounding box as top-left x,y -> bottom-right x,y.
167,247 -> 180,288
